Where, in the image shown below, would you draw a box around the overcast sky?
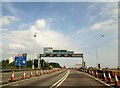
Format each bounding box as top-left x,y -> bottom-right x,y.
1,1 -> 118,68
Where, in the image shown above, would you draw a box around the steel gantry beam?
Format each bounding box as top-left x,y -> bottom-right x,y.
37,53 -> 84,68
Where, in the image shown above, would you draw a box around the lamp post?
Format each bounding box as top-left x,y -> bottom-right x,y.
78,49 -> 85,68
96,34 -> 104,69
32,32 -> 37,69
37,54 -> 41,69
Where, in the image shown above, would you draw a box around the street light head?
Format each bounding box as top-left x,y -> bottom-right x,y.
34,33 -> 37,37
101,35 -> 104,37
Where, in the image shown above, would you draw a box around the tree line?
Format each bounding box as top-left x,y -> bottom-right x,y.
1,59 -> 61,69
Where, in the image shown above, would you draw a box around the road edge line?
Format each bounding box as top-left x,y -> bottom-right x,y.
84,72 -> 113,88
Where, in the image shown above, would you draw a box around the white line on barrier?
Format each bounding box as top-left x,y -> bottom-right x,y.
50,70 -> 70,88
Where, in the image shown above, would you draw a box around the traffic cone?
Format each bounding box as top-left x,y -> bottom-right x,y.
95,71 -> 98,78
108,72 -> 112,84
49,70 -> 51,73
46,70 -> 48,74
10,70 -> 15,81
92,70 -> 94,75
35,70 -> 38,76
89,70 -> 91,74
114,74 -> 120,86
86,70 -> 88,73
44,70 -> 46,74
103,72 -> 107,81
30,71 -> 33,78
40,71 -> 42,75
22,72 -> 26,79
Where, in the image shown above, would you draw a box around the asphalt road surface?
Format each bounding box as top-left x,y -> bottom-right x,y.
58,69 -> 110,87
2,69 -> 111,88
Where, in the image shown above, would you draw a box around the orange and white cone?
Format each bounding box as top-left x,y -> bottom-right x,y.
114,74 -> 120,86
103,72 -> 107,81
35,70 -> 38,76
44,70 -> 46,74
86,70 -> 88,73
46,70 -> 48,74
45,70 -> 47,74
108,72 -> 112,84
30,71 -> 33,78
91,71 -> 94,75
40,71 -> 42,75
22,72 -> 26,79
89,70 -> 91,74
95,71 -> 98,78
10,70 -> 15,81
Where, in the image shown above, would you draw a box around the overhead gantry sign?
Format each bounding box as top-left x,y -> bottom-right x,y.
38,54 -> 84,68
37,47 -> 85,68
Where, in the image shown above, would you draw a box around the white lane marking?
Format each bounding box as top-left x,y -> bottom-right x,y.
55,71 -> 70,88
84,72 -> 113,88
50,70 -> 70,88
50,71 -> 68,88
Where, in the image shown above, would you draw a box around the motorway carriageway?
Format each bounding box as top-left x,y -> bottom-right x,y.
2,69 -> 112,88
